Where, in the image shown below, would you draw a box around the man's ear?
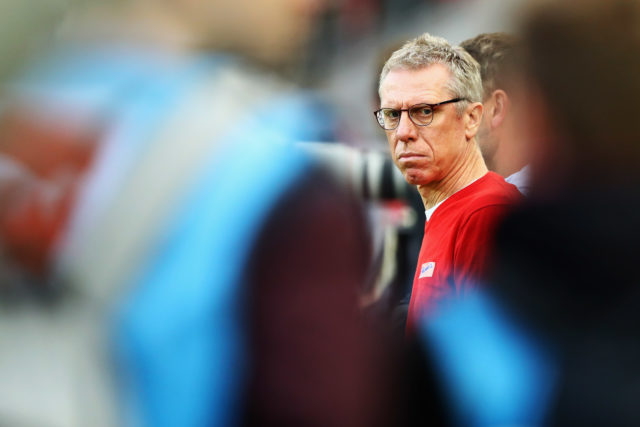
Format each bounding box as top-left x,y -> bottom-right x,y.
465,102 -> 483,140
489,89 -> 510,129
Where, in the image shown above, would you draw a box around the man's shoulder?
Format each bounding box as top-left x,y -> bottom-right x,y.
433,172 -> 521,227
454,172 -> 522,209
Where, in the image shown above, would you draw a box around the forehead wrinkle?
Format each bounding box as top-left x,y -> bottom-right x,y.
380,87 -> 443,109
380,66 -> 452,108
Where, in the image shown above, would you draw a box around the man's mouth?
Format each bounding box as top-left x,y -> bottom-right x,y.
398,152 -> 425,161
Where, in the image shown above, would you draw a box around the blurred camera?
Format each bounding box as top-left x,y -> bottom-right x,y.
297,142 -> 413,202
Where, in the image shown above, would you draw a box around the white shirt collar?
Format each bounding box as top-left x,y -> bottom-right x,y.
425,199 -> 445,221
423,174 -> 485,221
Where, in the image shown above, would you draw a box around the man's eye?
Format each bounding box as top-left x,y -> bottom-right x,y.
412,107 -> 433,118
384,109 -> 400,119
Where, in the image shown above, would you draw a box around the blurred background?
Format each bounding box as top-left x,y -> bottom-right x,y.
0,0 -> 526,145
0,0 -> 568,426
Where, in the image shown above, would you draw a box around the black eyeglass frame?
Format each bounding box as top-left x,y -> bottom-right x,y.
373,97 -> 466,130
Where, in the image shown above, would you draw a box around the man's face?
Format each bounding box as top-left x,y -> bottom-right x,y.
379,65 -> 473,187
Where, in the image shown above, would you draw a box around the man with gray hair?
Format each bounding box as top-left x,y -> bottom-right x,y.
375,32 -> 521,331
461,32 -> 531,194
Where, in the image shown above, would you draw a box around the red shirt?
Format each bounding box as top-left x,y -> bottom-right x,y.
407,172 -> 522,330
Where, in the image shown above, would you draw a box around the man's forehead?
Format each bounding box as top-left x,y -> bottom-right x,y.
380,64 -> 453,104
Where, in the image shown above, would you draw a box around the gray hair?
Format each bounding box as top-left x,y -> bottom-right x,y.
379,32 -> 483,115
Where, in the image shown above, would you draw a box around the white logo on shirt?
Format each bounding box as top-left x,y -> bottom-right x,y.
419,262 -> 436,278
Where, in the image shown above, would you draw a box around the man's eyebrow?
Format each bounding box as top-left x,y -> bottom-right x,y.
381,100 -> 439,109
380,98 -> 416,108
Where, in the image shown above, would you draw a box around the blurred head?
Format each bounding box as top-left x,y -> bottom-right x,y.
377,33 -> 483,189
519,0 -> 640,188
460,33 -> 519,100
61,0 -> 328,66
181,0 -> 328,65
460,33 -> 526,175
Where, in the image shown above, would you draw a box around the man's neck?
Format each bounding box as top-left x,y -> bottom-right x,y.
417,144 -> 488,210
491,126 -> 529,178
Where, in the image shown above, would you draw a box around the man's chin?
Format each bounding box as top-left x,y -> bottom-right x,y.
403,172 -> 430,187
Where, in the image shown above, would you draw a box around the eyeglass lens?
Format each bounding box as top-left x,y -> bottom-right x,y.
377,104 -> 434,129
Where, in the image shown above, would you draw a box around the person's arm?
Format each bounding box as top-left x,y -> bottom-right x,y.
242,165 -> 387,427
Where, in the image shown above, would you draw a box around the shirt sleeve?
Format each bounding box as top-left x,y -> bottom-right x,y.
452,204 -> 512,295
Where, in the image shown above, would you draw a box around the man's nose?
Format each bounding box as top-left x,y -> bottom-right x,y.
395,111 -> 418,141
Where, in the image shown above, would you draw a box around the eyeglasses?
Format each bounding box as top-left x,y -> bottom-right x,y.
373,98 -> 466,130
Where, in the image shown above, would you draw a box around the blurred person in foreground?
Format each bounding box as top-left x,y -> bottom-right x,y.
374,33 -> 522,332
410,0 -> 640,425
0,1 -> 387,426
460,32 -> 531,195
